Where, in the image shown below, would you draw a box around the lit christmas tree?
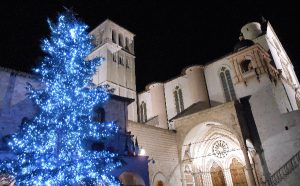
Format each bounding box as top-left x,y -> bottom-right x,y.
0,10 -> 121,185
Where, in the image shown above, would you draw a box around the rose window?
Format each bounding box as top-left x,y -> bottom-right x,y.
212,140 -> 229,158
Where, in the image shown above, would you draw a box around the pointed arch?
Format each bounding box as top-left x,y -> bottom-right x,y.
210,162 -> 226,186
152,172 -> 166,186
139,101 -> 147,123
230,158 -> 248,186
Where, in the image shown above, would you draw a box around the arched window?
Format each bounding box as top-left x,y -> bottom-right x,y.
156,180 -> 164,186
118,171 -> 146,186
230,158 -> 248,186
118,56 -> 123,65
140,101 -> 147,123
240,59 -> 252,73
210,162 -> 226,186
112,30 -> 117,43
174,86 -> 184,114
220,67 -> 237,102
112,53 -> 117,62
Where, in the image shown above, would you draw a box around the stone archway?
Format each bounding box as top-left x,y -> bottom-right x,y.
230,158 -> 248,186
180,121 -> 251,186
118,171 -> 145,186
152,172 -> 166,186
210,162 -> 226,186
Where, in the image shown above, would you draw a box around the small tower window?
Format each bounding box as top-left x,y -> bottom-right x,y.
126,58 -> 130,68
118,34 -> 124,47
220,67 -> 237,102
125,37 -> 130,50
118,56 -> 124,65
240,59 -> 252,73
174,86 -> 184,114
112,53 -> 117,62
112,30 -> 117,43
139,101 -> 147,123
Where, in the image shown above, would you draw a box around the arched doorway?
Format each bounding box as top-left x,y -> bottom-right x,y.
230,158 -> 248,186
156,180 -> 164,186
152,172 -> 166,186
118,171 -> 145,186
210,162 -> 226,186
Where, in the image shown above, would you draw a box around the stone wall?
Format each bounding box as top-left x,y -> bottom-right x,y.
0,68 -> 40,149
249,84 -> 300,175
128,121 -> 181,186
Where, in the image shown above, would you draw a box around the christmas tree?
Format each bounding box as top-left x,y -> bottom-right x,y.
0,10 -> 121,185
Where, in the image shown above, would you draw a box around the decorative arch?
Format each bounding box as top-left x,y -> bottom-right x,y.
225,155 -> 246,170
118,171 -> 145,186
180,121 -> 249,186
152,172 -> 166,186
219,66 -> 237,102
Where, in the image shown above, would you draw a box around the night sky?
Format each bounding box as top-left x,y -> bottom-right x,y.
0,0 -> 299,92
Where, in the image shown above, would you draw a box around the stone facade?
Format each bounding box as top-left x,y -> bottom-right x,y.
128,121 -> 181,186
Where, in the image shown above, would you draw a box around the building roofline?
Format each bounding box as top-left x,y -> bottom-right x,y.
90,19 -> 135,36
0,66 -> 39,80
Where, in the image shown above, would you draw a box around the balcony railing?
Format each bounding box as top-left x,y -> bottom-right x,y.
266,150 -> 300,186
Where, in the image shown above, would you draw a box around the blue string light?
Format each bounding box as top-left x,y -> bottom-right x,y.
1,10 -> 121,185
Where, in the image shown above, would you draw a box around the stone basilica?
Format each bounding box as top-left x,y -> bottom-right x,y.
1,18 -> 300,186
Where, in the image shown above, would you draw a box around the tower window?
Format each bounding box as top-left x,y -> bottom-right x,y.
240,59 -> 252,73
126,58 -> 130,68
118,56 -> 124,65
139,101 -> 147,123
220,67 -> 237,102
118,34 -> 124,47
174,86 -> 184,114
112,53 -> 117,62
125,37 -> 129,50
112,30 -> 117,43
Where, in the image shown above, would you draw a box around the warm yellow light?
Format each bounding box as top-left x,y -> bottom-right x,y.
139,148 -> 146,156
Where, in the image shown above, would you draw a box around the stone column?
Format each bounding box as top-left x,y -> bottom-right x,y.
224,169 -> 233,186
241,146 -> 257,186
203,172 -> 212,186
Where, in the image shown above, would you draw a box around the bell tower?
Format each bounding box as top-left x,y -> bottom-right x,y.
240,19 -> 300,110
88,19 -> 137,122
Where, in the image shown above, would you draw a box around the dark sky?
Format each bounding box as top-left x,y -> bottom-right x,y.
0,0 -> 299,92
